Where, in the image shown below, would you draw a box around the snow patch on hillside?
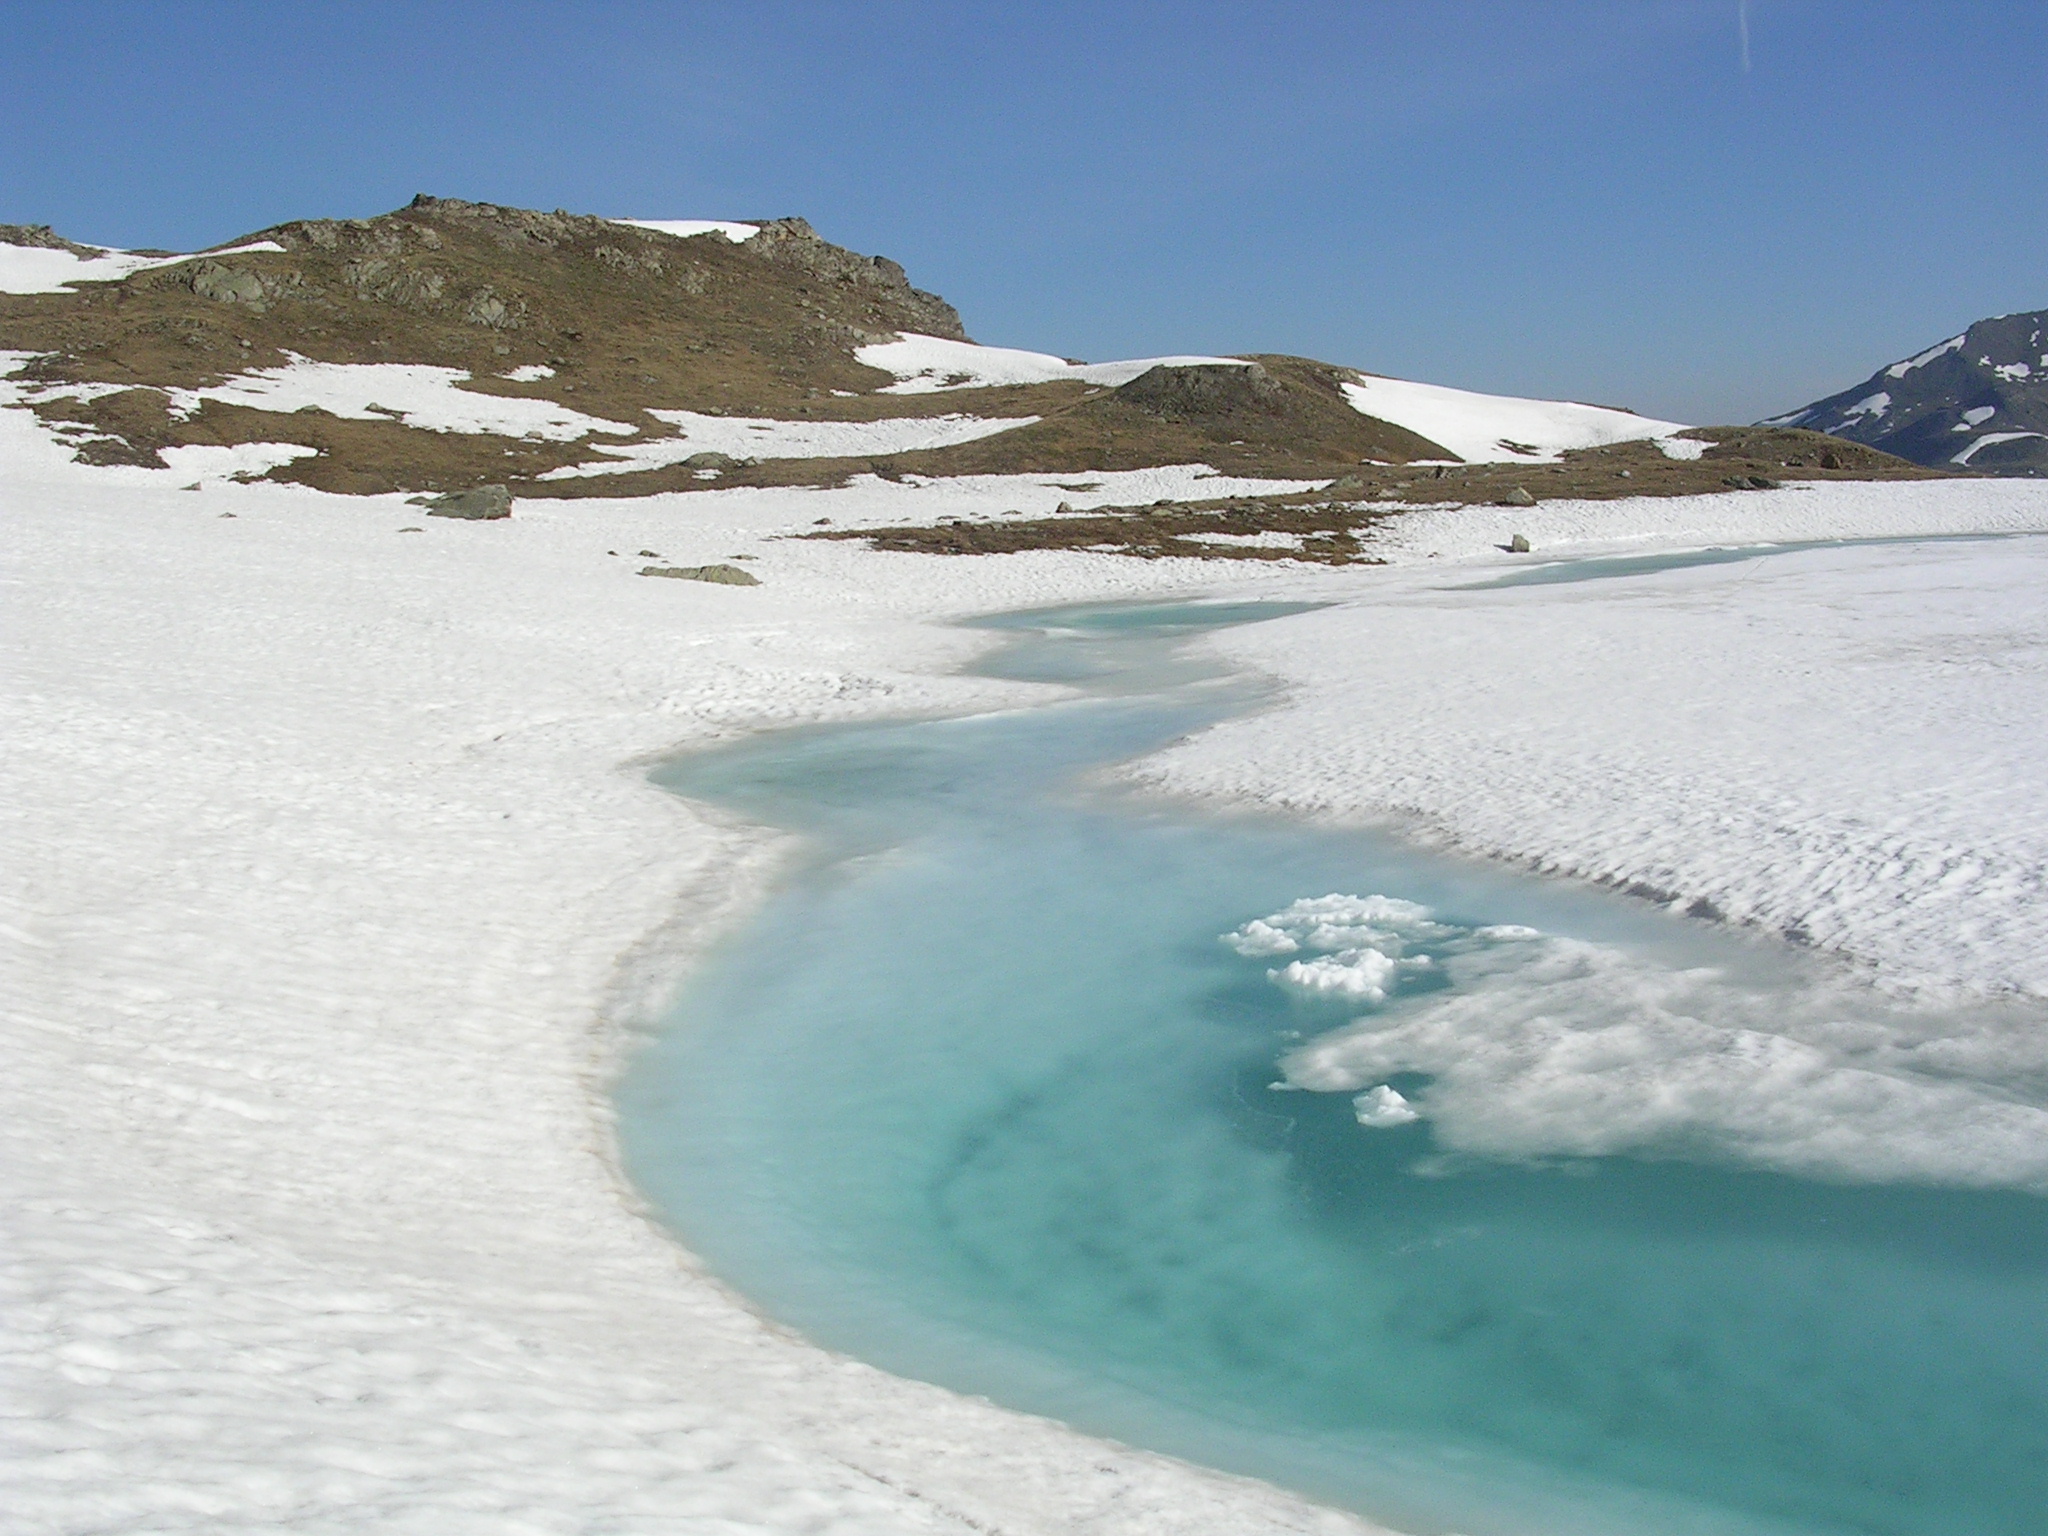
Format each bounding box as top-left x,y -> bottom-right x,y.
162,354 -> 638,440
0,238 -> 286,294
608,218 -> 760,243
1339,374 -> 1687,463
1887,333 -> 1967,377
543,409 -> 1037,476
1954,431 -> 2048,466
857,333 -> 1249,394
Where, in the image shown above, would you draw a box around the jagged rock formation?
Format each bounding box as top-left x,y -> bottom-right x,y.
1764,310 -> 2048,477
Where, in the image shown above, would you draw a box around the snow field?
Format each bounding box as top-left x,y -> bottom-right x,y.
543,408 -> 1040,477
1336,374 -> 1688,462
1138,485 -> 2048,1010
2,440 -> 1386,1534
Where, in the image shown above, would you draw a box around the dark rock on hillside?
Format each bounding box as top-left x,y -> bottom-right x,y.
412,484 -> 512,519
0,223 -> 107,256
1115,361 -> 1286,418
640,562 -> 760,585
1764,310 -> 2048,477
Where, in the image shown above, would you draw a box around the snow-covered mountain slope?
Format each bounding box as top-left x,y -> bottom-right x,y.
1764,310 -> 2048,477
1338,373 -> 1688,463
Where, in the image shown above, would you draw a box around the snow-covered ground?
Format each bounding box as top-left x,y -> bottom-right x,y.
9,364 -> 2048,1533
156,354 -> 641,441
1336,374 -> 1687,462
1144,485 -> 2048,1007
0,237 -> 287,295
542,408 -> 1037,477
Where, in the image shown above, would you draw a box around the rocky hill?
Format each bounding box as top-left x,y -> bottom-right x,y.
1,196 -> 1943,526
1763,310 -> 2048,477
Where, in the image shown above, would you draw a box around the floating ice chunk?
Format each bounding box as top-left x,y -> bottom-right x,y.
1353,1085 -> 1421,1127
1279,928 -> 2048,1190
1272,949 -> 1403,1003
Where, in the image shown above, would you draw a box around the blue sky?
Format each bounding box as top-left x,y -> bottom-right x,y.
4,1 -> 2041,423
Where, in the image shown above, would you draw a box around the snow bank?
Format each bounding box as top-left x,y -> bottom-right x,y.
1138,482 -> 2048,1009
154,353 -> 639,440
857,332 -> 1250,394
1338,374 -> 1688,462
609,218 -> 761,243
543,408 -> 1037,477
1361,476 -> 2048,564
0,238 -> 286,295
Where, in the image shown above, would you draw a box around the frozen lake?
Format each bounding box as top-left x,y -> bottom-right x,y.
619,599 -> 2047,1536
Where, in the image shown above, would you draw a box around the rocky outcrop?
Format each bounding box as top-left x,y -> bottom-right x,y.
1114,362 -> 1284,419
639,562 -> 760,585
411,484 -> 513,520
745,217 -> 967,342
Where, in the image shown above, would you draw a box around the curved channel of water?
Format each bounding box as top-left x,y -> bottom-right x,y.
618,599 -> 2046,1536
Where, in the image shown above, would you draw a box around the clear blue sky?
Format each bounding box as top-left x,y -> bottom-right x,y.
4,1 -> 2041,423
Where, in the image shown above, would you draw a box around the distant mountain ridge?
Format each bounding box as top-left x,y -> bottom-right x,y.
1764,310 -> 2048,477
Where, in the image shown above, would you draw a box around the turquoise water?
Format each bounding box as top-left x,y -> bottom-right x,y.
1454,531 -> 2024,590
618,600 -> 2048,1536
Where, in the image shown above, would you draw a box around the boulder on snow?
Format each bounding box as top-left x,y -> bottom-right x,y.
1508,533 -> 1532,553
410,484 -> 512,519
639,563 -> 761,586
1496,486 -> 1537,507
683,451 -> 744,470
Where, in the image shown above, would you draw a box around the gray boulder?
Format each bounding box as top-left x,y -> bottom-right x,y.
1496,486 -> 1536,507
410,484 -> 513,520
639,563 -> 761,586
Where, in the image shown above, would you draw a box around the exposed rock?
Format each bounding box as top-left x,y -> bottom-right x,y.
639,563 -> 761,585
0,223 -> 104,256
190,263 -> 267,306
1508,533 -> 1532,553
1115,362 -> 1283,420
463,288 -> 522,329
410,484 -> 512,519
745,216 -> 967,342
1497,486 -> 1537,507
682,450 -> 742,470
1721,474 -> 1780,491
